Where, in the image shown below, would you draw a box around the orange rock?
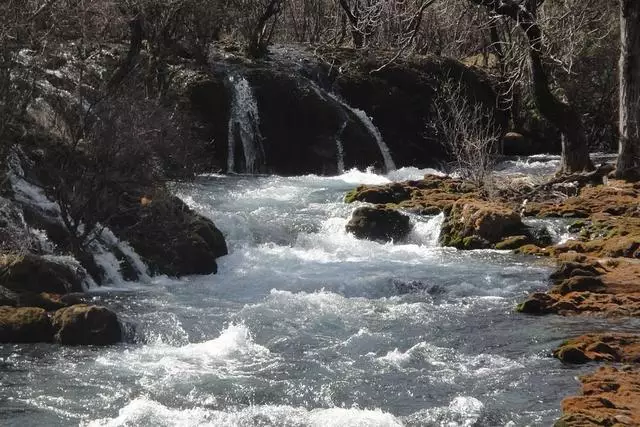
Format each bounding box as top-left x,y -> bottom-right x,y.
557,366 -> 640,426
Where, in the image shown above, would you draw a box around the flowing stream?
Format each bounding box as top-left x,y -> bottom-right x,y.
0,165 -> 618,426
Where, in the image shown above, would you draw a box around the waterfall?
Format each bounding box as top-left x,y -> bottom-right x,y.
90,227 -> 151,285
227,75 -> 265,174
350,108 -> 396,172
323,91 -> 396,172
335,120 -> 347,173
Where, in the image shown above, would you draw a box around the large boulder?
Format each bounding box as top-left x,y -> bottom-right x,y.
0,253 -> 85,294
0,306 -> 53,343
109,194 -> 228,277
51,304 -> 122,346
440,200 -> 535,249
346,206 -> 412,243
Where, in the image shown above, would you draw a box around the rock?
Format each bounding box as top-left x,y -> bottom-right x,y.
0,253 -> 84,294
440,200 -> 531,249
496,235 -> 531,250
344,183 -> 412,204
51,305 -> 122,346
346,206 -> 411,243
554,333 -> 640,364
0,306 -> 53,343
558,367 -> 640,426
555,276 -> 606,295
516,292 -> 558,314
109,194 -> 228,277
555,345 -> 591,364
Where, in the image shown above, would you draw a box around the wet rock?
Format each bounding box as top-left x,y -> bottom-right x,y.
440,200 -> 532,249
516,292 -> 558,314
555,345 -> 591,364
392,279 -> 443,295
555,276 -> 606,295
0,253 -> 84,294
495,235 -> 531,250
346,206 -> 411,243
109,194 -> 228,277
52,305 -> 122,346
554,333 -> 640,364
345,183 -> 412,204
0,306 -> 53,343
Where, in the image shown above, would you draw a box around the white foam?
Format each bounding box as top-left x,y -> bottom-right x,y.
86,397 -> 403,427
408,213 -> 444,247
95,323 -> 270,378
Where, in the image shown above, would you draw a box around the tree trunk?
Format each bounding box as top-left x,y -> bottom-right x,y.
468,0 -> 593,174
615,0 -> 640,180
337,0 -> 364,48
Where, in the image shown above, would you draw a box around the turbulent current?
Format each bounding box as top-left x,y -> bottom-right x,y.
0,164 -> 604,426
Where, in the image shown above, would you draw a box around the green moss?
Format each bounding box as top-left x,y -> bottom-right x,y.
344,189 -> 359,204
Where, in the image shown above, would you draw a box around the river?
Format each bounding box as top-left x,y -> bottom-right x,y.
0,162 -> 609,426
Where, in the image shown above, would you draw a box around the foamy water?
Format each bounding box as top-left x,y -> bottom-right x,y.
1,165 -> 600,426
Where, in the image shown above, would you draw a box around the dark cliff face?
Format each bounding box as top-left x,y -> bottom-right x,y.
185,47 -> 506,175
333,56 -> 508,168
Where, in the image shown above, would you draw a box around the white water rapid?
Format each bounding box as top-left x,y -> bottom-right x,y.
2,159 -> 606,426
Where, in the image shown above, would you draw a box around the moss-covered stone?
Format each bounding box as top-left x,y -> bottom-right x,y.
0,306 -> 53,343
52,304 -> 122,346
440,200 -> 531,249
0,254 -> 84,294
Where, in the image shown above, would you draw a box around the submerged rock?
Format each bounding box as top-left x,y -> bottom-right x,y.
346,206 -> 411,243
52,305 -> 122,346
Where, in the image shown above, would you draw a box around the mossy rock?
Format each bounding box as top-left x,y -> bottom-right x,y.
52,304 -> 122,346
0,306 -> 53,343
440,199 -> 531,249
496,235 -> 532,250
0,254 -> 84,294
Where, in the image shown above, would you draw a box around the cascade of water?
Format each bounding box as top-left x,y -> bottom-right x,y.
227,75 -> 265,174
350,108 -> 396,172
335,120 -> 347,173
95,227 -> 151,283
323,91 -> 396,172
8,149 -> 150,286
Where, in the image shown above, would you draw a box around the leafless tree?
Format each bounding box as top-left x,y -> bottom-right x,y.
466,0 -> 594,174
433,79 -> 499,187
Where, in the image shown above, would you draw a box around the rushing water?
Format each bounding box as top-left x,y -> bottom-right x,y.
1,165 -> 618,427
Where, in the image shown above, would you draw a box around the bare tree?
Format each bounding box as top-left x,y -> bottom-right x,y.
615,0 -> 640,180
228,0 -> 285,57
467,0 -> 593,174
433,79 -> 499,187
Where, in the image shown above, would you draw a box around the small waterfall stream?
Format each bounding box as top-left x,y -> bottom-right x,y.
7,150 -> 150,287
227,75 -> 265,174
334,120 -> 347,173
324,91 -> 396,172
